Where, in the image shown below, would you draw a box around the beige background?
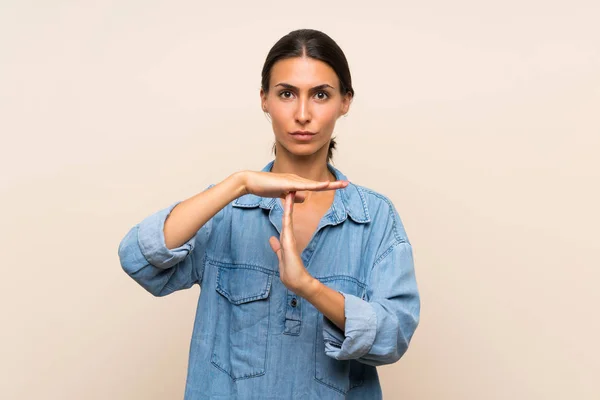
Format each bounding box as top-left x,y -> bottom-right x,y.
1,1 -> 599,399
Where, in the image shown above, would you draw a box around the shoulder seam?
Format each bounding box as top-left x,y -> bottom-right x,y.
373,239 -> 410,268
358,187 -> 402,243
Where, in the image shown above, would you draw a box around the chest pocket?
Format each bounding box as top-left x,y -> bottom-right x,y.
314,276 -> 367,395
210,262 -> 273,381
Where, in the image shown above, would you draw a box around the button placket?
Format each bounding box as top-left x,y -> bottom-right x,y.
279,210 -> 341,337
283,289 -> 302,335
282,232 -> 320,336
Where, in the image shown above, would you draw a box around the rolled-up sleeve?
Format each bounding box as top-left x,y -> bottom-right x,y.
322,240 -> 420,366
118,185 -> 215,297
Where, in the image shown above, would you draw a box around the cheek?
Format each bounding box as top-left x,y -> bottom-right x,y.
270,111 -> 287,131
268,104 -> 290,124
315,107 -> 339,126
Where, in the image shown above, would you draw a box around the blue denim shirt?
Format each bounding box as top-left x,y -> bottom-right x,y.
118,160 -> 420,399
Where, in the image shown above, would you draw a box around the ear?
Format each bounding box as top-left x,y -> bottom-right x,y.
260,88 -> 268,113
340,92 -> 353,116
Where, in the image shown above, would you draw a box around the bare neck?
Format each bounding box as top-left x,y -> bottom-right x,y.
270,156 -> 335,183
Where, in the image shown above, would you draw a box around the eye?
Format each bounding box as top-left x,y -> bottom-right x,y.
315,91 -> 329,100
279,90 -> 294,99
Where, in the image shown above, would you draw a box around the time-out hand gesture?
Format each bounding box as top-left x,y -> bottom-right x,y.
242,171 -> 348,203
268,191 -> 313,296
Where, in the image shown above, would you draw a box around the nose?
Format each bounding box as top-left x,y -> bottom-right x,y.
294,96 -> 311,124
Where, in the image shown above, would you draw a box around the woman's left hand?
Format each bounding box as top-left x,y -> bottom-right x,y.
269,191 -> 314,297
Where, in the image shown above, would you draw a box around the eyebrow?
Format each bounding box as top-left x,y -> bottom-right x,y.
274,83 -> 335,91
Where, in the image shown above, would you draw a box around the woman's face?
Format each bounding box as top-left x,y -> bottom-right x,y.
260,56 -> 352,159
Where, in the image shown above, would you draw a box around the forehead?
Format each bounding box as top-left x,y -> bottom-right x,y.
270,57 -> 337,88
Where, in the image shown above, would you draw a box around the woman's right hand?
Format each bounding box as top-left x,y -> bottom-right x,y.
240,170 -> 349,202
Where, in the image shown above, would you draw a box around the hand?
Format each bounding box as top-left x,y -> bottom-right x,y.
241,170 -> 349,203
268,191 -> 314,296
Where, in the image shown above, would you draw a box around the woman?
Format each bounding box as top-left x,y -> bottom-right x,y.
118,28 -> 420,399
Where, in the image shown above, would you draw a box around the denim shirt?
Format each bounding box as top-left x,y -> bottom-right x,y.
118,160 -> 420,400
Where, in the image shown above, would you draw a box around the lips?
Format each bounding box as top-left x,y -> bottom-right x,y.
290,131 -> 316,135
289,131 -> 316,141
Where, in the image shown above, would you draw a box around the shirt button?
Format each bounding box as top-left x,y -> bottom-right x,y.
290,298 -> 297,307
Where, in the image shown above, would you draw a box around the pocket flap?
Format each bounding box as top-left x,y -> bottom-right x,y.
216,265 -> 273,305
319,276 -> 366,299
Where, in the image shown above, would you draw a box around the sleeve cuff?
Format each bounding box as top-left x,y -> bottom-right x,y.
323,292 -> 378,360
137,201 -> 197,269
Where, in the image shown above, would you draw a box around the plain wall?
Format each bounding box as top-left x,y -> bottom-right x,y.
1,1 -> 598,399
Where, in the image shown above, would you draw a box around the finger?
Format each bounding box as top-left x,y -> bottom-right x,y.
281,193 -> 298,251
294,179 -> 349,191
269,236 -> 282,263
290,180 -> 330,191
284,192 -> 294,230
280,178 -> 349,196
281,192 -> 294,240
291,191 -> 307,202
311,180 -> 350,191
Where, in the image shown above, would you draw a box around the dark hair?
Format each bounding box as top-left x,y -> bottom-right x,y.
261,29 -> 354,164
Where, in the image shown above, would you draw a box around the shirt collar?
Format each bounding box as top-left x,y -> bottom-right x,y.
232,160 -> 371,224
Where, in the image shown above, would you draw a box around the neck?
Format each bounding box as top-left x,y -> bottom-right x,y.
270,147 -> 335,183
271,157 -> 336,182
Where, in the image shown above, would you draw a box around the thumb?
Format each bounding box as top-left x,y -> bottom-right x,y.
269,236 -> 282,263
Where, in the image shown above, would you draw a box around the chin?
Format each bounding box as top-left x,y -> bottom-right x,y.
282,142 -> 328,158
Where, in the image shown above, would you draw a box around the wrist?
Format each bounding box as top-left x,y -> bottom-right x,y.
300,276 -> 323,302
230,170 -> 249,198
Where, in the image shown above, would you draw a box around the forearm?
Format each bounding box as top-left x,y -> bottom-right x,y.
164,171 -> 248,249
302,278 -> 346,331
313,241 -> 420,365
